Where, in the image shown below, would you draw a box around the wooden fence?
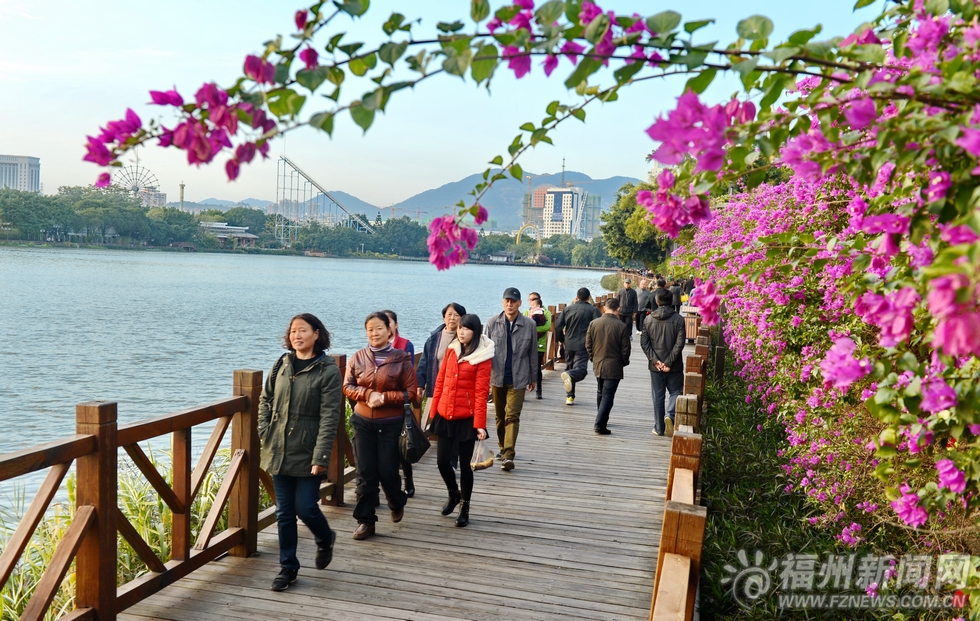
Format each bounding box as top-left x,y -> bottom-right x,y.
649,326 -> 712,621
0,360 -> 358,621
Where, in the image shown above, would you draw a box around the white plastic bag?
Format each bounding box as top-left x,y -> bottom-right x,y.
471,439 -> 494,471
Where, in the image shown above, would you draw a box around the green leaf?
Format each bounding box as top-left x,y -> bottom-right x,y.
335,0 -> 370,17
490,155 -> 503,165
361,88 -> 384,111
437,20 -> 465,33
737,15 -> 774,41
267,89 -> 306,118
646,11 -> 682,35
854,0 -> 876,6
509,163 -> 523,180
852,43 -> 885,63
296,66 -> 331,92
565,0 -> 583,24
338,42 -> 364,56
763,46 -> 800,63
442,47 -> 474,77
309,112 -> 334,135
535,0 -> 565,26
572,108 -> 586,122
349,53 -> 377,76
564,56 -> 602,89
788,25 -> 822,45
349,102 -> 375,132
584,13 -> 610,44
546,100 -> 560,116
471,44 -> 498,84
471,0 -> 490,22
613,60 -> 645,84
520,122 -> 536,131
327,66 -> 345,86
684,68 -> 717,94
684,19 -> 714,34
382,13 -> 405,35
379,41 -> 409,66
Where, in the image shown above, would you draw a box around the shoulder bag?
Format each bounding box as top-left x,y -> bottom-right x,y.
399,391 -> 430,463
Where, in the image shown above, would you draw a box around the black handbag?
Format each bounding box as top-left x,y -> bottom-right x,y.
399,391 -> 430,463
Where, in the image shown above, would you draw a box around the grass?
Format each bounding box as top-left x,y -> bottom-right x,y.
0,446 -> 272,621
699,360 -> 961,620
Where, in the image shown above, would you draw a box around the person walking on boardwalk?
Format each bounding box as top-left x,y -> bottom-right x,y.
258,313 -> 342,592
523,292 -> 552,400
344,312 -> 418,540
617,278 -> 639,335
641,290 -> 686,437
384,310 -> 417,498
636,280 -> 653,334
486,287 -> 538,471
417,303 -> 466,403
670,279 -> 684,313
428,314 -> 494,526
554,287 -> 601,406
586,298 -> 631,435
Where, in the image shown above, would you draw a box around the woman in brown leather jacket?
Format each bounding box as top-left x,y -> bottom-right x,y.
343,311 -> 419,540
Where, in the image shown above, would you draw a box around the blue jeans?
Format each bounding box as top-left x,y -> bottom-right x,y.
272,474 -> 334,571
650,371 -> 683,434
594,378 -> 620,431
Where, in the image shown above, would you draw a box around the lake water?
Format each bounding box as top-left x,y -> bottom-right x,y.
0,246 -> 610,504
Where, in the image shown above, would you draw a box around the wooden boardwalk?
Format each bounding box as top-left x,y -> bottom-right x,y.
120,338 -> 679,621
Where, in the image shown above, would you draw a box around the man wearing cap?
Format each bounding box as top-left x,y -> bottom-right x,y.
485,287 -> 538,471
617,278 -> 639,335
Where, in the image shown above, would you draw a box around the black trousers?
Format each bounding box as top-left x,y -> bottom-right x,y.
437,435 -> 476,502
564,349 -> 589,397
594,378 -> 620,431
635,311 -> 647,333
351,415 -> 407,524
536,351 -> 545,397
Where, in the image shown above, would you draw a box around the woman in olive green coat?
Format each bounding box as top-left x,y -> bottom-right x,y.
258,313 -> 343,592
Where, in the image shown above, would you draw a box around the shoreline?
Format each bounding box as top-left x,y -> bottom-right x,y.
0,240 -> 618,274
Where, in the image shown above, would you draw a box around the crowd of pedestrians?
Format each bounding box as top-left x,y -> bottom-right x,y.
256,277 -> 694,591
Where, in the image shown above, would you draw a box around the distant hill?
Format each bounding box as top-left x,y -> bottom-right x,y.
324,191 -> 380,216
392,170 -> 640,230
198,197 -> 273,208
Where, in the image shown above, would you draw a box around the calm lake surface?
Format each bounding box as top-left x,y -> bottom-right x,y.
0,246 -> 610,504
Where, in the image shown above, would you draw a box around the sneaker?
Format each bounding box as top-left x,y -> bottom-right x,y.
495,451 -> 502,460
560,372 -> 573,394
501,458 -> 515,471
652,428 -> 665,436
315,530 -> 336,569
271,569 -> 297,592
565,396 -> 574,406
665,418 -> 674,437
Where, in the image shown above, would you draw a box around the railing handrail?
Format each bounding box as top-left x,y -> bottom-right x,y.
0,435 -> 98,483
117,395 -> 248,446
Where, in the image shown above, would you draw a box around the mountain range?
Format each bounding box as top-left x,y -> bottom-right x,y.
181,170 -> 643,229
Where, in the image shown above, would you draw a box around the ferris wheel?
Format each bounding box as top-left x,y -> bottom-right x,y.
114,163 -> 160,195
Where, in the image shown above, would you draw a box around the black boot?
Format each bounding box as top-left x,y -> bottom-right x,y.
404,475 -> 415,498
441,489 -> 460,516
455,501 -> 470,527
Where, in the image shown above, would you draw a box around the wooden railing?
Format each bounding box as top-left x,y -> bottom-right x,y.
649,326 -> 712,621
0,361 -> 358,621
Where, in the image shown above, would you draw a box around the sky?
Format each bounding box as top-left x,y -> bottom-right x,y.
0,0 -> 880,206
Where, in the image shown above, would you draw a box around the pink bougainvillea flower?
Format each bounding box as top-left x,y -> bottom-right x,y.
560,40 -> 585,64
83,136 -> 114,166
844,98 -> 877,129
94,172 -> 111,188
509,10 -> 532,32
294,9 -> 308,31
486,16 -> 502,31
514,0 -> 534,9
925,171 -> 951,203
840,28 -> 881,47
939,223 -> 979,245
542,54 -> 559,76
427,216 -> 478,271
195,82 -> 228,108
891,483 -> 928,528
646,90 -> 729,172
819,337 -> 871,389
657,169 -> 675,190
927,273 -> 969,319
244,55 -> 276,84
149,88 -> 184,107
578,0 -> 603,24
955,127 -> 980,158
860,213 -> 909,235
474,204 -> 489,225
299,46 -> 319,71
236,142 -> 257,164
689,280 -> 721,325
225,159 -> 240,181
781,130 -> 833,181
855,288 -> 919,347
503,46 -> 531,78
921,375 -> 957,412
933,311 -> 980,357
936,459 -> 966,493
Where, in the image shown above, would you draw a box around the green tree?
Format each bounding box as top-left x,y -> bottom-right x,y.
599,183 -> 666,268
147,207 -> 197,245
223,206 -> 267,234
474,233 -> 512,257
377,217 -> 427,256
572,236 -> 615,268
542,234 -> 584,265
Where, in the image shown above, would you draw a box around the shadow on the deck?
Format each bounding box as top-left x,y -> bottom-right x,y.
120,342 -> 674,621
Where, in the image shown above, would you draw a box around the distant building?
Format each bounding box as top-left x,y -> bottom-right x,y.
523,184 -> 552,230
138,188 -> 167,207
199,222 -> 258,247
581,193 -> 602,240
542,187 -> 587,238
0,155 -> 40,193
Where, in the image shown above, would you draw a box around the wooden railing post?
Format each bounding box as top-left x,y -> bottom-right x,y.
326,355 -> 349,507
75,401 -> 117,621
171,427 -> 191,561
230,369 -> 262,557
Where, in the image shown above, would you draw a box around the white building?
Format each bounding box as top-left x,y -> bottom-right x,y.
542,187 -> 587,238
0,155 -> 40,192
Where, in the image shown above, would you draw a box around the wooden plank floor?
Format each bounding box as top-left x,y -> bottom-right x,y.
120,335 -> 686,621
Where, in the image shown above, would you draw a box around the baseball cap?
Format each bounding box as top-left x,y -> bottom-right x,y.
502,287 -> 521,300
625,278 -> 632,283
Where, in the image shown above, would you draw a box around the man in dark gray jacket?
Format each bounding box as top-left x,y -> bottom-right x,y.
586,297 -> 630,434
554,287 -> 601,405
641,289 -> 686,437
486,287 -> 538,471
616,278 -> 639,334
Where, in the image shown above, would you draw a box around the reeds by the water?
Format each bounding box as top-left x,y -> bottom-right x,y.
0,446 -> 271,621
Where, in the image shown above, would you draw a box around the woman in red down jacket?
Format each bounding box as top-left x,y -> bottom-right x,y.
429,313 -> 494,527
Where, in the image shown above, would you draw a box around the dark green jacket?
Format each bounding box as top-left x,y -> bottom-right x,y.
258,353 -> 343,477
